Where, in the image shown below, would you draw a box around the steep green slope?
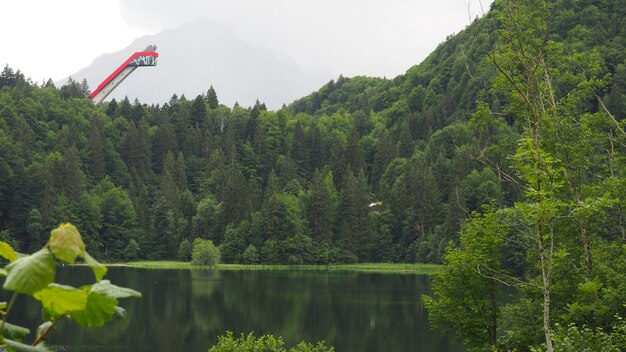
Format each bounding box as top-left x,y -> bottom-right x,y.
291,0 -> 626,125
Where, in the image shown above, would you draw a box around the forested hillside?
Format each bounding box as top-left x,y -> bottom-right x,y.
0,0 -> 625,270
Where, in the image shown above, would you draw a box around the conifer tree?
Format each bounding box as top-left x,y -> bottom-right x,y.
306,169 -> 337,243
206,85 -> 219,109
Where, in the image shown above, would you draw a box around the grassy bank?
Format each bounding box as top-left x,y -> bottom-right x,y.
123,261 -> 441,274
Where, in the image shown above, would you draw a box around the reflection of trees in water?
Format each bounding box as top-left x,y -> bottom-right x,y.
13,268 -> 460,351
187,270 -> 457,352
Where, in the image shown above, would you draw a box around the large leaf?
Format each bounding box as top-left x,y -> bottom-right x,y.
3,249 -> 55,295
3,339 -> 50,352
48,223 -> 85,264
1,322 -> 30,341
92,280 -> 141,299
68,291 -> 118,327
0,241 -> 17,262
33,284 -> 88,319
82,251 -> 107,282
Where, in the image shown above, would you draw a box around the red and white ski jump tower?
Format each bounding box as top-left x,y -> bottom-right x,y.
88,45 -> 159,104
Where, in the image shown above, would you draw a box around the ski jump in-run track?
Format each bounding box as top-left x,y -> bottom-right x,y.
88,45 -> 159,104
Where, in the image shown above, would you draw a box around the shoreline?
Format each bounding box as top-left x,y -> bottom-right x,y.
116,261 -> 441,274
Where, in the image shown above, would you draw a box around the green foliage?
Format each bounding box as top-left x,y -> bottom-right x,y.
336,169 -> 371,261
0,6 -> 625,350
0,49 -> 514,265
0,241 -> 17,262
208,331 -> 334,352
48,223 -> 85,264
282,234 -> 315,265
178,239 -> 193,261
219,225 -> 245,263
123,239 -> 140,261
261,239 -> 281,264
532,316 -> 626,352
191,238 -> 220,267
423,1 -> 626,351
58,77 -> 90,100
98,185 -> 138,260
242,244 -> 259,264
68,291 -> 119,327
461,168 -> 502,212
0,223 -> 140,350
33,284 -> 88,319
4,249 -> 56,295
423,211 -> 506,349
0,231 -> 19,254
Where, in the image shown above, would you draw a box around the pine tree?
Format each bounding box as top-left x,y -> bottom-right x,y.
306,169 -> 337,243
88,119 -> 106,181
337,168 -> 371,261
345,128 -> 366,175
371,129 -> 395,190
99,186 -> 138,259
117,96 -> 133,119
159,152 -> 181,218
174,151 -> 188,191
306,124 -> 323,173
217,156 -> 249,227
0,65 -> 17,88
397,120 -> 414,158
206,86 -> 219,109
26,208 -> 44,252
290,122 -> 309,177
191,95 -> 208,128
151,121 -> 178,173
63,146 -> 84,202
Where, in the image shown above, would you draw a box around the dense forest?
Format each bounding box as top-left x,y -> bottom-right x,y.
1,0 -> 626,350
0,0 -> 624,268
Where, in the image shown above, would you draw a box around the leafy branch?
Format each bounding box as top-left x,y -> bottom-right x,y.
0,223 -> 141,352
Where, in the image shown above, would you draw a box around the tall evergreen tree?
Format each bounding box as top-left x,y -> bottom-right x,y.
290,122 -> 309,177
191,95 -> 208,128
337,168 -> 371,261
88,119 -> 106,181
63,145 -> 84,202
206,86 -> 219,109
306,169 -> 337,243
99,185 -> 138,259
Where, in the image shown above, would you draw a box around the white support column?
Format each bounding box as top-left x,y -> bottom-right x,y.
90,66 -> 138,105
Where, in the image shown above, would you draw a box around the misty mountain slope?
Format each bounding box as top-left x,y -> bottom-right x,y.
63,19 -> 329,109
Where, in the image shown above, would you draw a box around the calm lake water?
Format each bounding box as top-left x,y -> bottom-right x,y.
11,267 -> 463,352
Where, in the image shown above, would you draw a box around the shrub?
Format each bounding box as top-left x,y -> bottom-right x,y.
178,239 -> 193,261
282,233 -> 315,264
242,244 -> 259,264
192,238 -> 220,267
219,225 -> 245,263
531,316 -> 626,352
123,239 -> 140,261
261,239 -> 281,264
208,332 -> 334,352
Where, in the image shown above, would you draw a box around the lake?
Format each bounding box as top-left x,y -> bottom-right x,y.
11,267 -> 463,352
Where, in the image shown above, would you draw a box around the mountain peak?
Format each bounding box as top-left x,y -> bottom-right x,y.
61,19 -> 330,109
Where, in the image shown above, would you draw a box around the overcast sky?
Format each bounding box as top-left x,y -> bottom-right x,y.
1,0 -> 493,83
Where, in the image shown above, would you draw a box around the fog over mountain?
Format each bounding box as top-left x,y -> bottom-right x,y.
59,0 -> 495,109
118,0 -> 493,79
62,19 -> 330,109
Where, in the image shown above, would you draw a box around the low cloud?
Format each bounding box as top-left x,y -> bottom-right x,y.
119,0 -> 493,78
